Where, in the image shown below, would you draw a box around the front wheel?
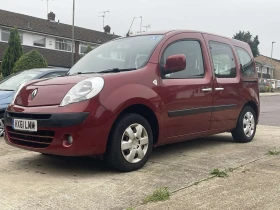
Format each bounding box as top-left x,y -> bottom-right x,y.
232,106 -> 257,143
105,113 -> 153,172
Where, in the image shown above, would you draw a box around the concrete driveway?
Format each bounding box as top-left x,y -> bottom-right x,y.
0,96 -> 279,210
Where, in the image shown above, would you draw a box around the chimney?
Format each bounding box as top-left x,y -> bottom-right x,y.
48,12 -> 56,21
104,25 -> 111,33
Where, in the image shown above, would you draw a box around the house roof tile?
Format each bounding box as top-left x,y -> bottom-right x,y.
0,9 -> 120,44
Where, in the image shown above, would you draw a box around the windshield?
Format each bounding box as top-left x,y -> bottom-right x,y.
0,70 -> 42,91
68,35 -> 164,75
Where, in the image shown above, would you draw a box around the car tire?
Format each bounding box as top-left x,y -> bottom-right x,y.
232,106 -> 257,143
105,113 -> 153,172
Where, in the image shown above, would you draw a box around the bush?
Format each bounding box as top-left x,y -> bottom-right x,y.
13,50 -> 48,72
259,86 -> 266,93
265,86 -> 271,92
1,28 -> 23,77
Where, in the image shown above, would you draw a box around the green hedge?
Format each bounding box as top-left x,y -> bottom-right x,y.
13,50 -> 48,72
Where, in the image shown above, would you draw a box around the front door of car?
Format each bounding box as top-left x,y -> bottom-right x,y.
203,34 -> 242,130
158,33 -> 214,139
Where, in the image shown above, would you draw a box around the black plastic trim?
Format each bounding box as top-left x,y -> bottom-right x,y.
168,104 -> 237,117
4,112 -> 90,128
0,108 -> 5,119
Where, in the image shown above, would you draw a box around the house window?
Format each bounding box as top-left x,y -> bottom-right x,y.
79,43 -> 98,54
256,67 -> 260,72
33,35 -> 46,47
262,67 -> 267,74
1,29 -> 23,43
55,39 -> 72,51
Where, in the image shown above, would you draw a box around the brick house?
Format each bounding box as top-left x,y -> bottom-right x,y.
0,9 -> 119,69
255,55 -> 280,88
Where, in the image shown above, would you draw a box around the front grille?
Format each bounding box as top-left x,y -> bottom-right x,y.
7,126 -> 55,148
7,112 -> 51,120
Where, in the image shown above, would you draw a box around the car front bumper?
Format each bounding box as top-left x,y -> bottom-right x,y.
4,101 -> 115,156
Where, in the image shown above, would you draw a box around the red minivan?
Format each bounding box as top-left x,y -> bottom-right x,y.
4,30 -> 259,172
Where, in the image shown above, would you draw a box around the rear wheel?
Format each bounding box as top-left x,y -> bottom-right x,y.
105,113 -> 153,172
232,106 -> 256,143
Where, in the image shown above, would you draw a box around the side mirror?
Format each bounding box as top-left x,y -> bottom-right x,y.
163,54 -> 186,75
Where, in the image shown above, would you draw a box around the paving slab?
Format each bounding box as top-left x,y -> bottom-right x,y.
136,156 -> 280,210
0,125 -> 279,210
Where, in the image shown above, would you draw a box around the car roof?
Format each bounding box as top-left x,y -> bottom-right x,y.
129,29 -> 248,46
130,29 -> 229,38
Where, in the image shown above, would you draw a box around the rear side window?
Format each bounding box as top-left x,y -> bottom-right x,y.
162,40 -> 205,79
209,41 -> 236,78
235,47 -> 255,77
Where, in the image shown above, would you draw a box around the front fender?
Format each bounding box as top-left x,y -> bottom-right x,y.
99,84 -> 162,116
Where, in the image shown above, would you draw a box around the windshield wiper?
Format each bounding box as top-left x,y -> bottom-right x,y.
0,89 -> 14,91
68,68 -> 137,76
67,71 -> 98,76
98,68 -> 137,73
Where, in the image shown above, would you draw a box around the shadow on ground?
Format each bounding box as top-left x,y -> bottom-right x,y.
11,134 -> 235,177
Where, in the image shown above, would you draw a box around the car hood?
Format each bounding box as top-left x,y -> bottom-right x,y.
0,90 -> 14,101
14,74 -> 100,107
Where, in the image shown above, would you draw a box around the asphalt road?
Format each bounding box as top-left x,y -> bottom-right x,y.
259,95 -> 280,126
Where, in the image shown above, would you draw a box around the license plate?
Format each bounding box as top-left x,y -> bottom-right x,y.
12,119 -> 37,132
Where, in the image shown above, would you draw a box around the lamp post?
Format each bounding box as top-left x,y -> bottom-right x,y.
270,41 -> 276,92
71,0 -> 75,67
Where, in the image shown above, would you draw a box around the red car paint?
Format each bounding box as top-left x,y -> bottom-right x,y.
4,30 -> 259,157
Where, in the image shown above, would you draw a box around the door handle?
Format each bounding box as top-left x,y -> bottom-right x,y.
202,88 -> 212,92
215,87 -> 224,91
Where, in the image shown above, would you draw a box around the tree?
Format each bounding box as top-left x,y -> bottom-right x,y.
1,28 -> 23,77
13,50 -> 48,72
233,31 -> 260,57
80,45 -> 93,58
85,45 -> 93,54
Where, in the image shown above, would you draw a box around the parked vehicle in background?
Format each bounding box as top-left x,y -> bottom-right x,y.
4,30 -> 259,172
277,80 -> 280,90
0,68 -> 68,136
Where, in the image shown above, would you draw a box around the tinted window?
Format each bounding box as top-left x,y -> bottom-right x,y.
209,42 -> 236,78
235,47 -> 255,77
40,72 -> 66,79
162,40 -> 205,79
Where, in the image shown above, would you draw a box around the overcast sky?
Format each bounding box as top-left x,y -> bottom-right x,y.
1,0 -> 280,58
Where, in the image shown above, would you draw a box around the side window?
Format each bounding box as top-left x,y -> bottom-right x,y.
162,40 -> 205,79
235,47 -> 255,77
40,72 -> 66,79
209,42 -> 236,78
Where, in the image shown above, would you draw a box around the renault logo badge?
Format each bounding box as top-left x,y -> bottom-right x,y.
31,89 -> 38,100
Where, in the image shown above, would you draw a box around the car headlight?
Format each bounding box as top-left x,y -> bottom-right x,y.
60,77 -> 104,107
11,82 -> 27,105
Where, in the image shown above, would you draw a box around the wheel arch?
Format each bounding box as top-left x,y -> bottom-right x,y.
242,100 -> 259,122
108,103 -> 160,146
